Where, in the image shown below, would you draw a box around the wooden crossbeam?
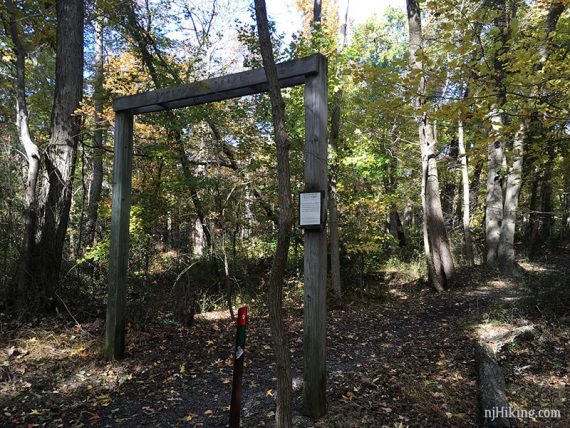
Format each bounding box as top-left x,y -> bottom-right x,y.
113,55 -> 322,114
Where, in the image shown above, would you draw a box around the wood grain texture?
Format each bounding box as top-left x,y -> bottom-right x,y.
105,112 -> 134,360
302,55 -> 328,418
113,55 -> 322,114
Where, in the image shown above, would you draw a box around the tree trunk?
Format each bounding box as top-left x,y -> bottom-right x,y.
475,341 -> 513,427
33,0 -> 84,309
85,16 -> 105,248
498,124 -> 525,276
328,179 -> 342,297
539,133 -> 556,240
458,120 -> 475,266
5,0 -> 42,308
425,124 -> 455,288
515,2 -> 564,264
388,205 -> 406,247
403,201 -> 413,229
329,91 -> 342,298
121,0 -> 212,250
12,0 -> 84,312
385,122 -> 405,247
470,159 -> 484,220
485,0 -> 510,265
313,0 -> 322,24
254,1 -> 293,426
209,119 -> 279,227
527,171 -> 541,258
485,111 -> 506,265
407,0 -> 454,290
561,149 -> 570,239
326,0 -> 350,299
421,147 -> 437,288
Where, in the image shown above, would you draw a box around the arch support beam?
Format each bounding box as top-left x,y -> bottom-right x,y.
105,112 -> 133,360
302,55 -> 328,418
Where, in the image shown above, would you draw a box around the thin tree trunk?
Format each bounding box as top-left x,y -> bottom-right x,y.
403,201 -> 413,229
388,206 -> 406,247
527,170 -> 541,258
470,158 -> 484,220
407,0 -> 454,290
561,141 -> 570,239
421,150 -> 437,288
328,180 -> 342,296
328,88 -> 342,298
5,0 -> 42,307
85,16 -> 105,248
513,2 -> 564,265
385,122 -> 405,246
209,119 -> 279,227
254,1 -> 293,426
121,0 -> 212,249
313,0 -> 322,24
458,120 -> 475,266
538,130 -> 557,241
171,129 -> 212,249
326,0 -> 349,299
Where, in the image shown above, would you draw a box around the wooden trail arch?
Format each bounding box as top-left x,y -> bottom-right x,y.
105,54 -> 328,417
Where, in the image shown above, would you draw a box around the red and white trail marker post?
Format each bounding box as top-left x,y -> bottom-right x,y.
229,306 -> 247,427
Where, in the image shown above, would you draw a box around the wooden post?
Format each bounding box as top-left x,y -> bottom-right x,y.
229,306 -> 248,427
302,55 -> 328,417
105,112 -> 134,360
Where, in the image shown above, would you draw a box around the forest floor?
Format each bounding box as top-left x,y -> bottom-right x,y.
1,252 -> 569,427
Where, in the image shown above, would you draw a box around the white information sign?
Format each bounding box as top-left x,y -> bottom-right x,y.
300,192 -> 322,227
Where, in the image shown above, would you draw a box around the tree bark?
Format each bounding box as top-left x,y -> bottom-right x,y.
475,341 -> 513,427
11,0 -> 84,312
407,0 -> 454,290
470,159 -> 484,220
208,119 -> 279,227
5,0 -> 42,307
485,121 -> 505,265
497,124 -> 525,276
328,178 -> 342,297
32,0 -> 84,309
539,143 -> 555,240
85,16 -> 105,248
506,1 -> 564,267
458,120 -> 475,266
485,0 -> 510,265
254,1 -> 293,426
121,0 -> 212,249
385,122 -> 406,247
425,124 -> 455,289
326,0 -> 347,299
328,87 -> 342,299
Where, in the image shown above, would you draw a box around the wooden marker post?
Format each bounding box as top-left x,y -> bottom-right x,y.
302,53 -> 328,418
229,306 -> 247,427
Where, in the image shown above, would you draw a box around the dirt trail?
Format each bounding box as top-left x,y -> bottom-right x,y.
1,260 -> 568,427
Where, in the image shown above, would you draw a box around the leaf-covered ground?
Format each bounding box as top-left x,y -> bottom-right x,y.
1,255 -> 568,427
